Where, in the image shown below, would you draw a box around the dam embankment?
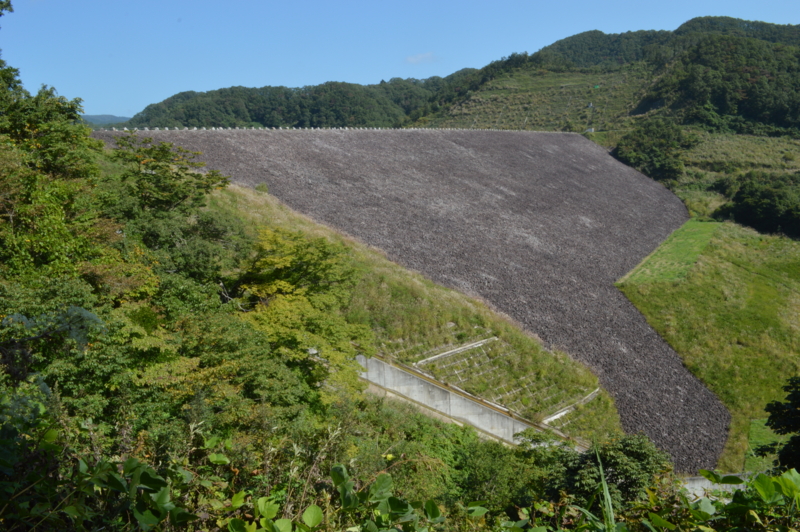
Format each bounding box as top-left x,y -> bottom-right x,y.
94,128 -> 730,472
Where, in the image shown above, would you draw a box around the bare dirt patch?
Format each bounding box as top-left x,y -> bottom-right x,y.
94,129 -> 730,472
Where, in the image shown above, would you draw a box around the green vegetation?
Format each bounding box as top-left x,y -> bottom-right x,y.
761,377 -> 800,471
424,63 -> 654,132
123,74 -> 476,130
617,220 -> 720,284
81,114 -> 131,125
618,222 -> 800,471
746,419 -> 788,472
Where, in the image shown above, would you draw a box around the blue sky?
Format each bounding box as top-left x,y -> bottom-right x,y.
3,0 -> 798,117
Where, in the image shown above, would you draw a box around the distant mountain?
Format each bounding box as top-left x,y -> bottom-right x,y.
123,16 -> 799,134
125,70 -> 476,130
81,114 -> 131,125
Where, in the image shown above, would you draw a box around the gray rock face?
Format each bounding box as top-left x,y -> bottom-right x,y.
92,129 -> 729,472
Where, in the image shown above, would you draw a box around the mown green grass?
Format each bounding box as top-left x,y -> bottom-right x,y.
426,63 -> 653,137
745,419 -> 788,472
618,220 -> 721,284
618,222 -> 800,471
208,184 -> 623,442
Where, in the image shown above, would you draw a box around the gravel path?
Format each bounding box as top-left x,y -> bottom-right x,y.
94,129 -> 730,472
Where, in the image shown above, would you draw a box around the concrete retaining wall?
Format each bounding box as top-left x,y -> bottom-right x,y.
358,355 -> 586,450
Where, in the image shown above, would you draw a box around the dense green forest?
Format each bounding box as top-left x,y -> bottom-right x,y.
124,72 -> 477,130
4,2 -> 800,528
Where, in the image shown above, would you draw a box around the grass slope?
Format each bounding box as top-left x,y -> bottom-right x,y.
208,184 -> 622,441
671,132 -> 800,217
618,222 -> 800,471
618,220 -> 721,284
424,63 -> 653,138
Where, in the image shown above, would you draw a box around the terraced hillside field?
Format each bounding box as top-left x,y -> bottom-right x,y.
94,129 -> 729,472
424,63 -> 654,138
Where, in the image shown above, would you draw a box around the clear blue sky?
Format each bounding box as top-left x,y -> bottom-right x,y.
3,0 -> 798,117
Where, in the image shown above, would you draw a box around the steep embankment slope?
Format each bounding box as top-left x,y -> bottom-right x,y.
95,129 -> 730,471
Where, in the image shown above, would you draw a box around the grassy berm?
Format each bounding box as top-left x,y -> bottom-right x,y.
618,220 -> 800,471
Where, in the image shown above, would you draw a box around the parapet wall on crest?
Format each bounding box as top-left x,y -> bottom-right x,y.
93,128 -> 730,473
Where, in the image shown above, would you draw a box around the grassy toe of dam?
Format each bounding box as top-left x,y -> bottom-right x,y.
618,221 -> 800,471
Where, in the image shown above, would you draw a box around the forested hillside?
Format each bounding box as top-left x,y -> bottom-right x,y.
124,71 -> 477,129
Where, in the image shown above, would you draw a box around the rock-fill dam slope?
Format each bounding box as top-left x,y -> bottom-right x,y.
95,129 -> 730,472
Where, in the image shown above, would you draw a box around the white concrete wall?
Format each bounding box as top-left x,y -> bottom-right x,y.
358,355 -> 570,446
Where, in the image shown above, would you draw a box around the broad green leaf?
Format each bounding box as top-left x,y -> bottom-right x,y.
302,504 -> 323,528
640,518 -> 658,532
133,508 -> 162,530
424,500 -> 441,520
123,457 -> 141,474
331,464 -> 349,487
747,509 -> 763,525
274,518 -> 293,532
376,497 -> 391,516
695,497 -> 717,516
388,496 -> 409,514
774,469 -> 800,499
718,474 -> 744,485
106,472 -> 128,493
151,486 -> 175,512
648,513 -> 676,530
63,505 -> 80,518
228,518 -> 247,532
698,469 -> 722,484
170,507 -> 198,524
209,453 -> 230,465
258,497 -> 280,519
231,490 -> 247,509
204,435 -> 220,449
369,473 -> 392,501
139,470 -> 168,491
467,505 -> 488,517
752,474 -> 779,504
42,428 -> 58,443
176,467 -> 193,484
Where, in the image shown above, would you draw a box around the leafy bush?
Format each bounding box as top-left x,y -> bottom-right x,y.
614,118 -> 698,183
718,171 -> 800,237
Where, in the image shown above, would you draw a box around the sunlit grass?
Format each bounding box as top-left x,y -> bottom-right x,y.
745,419 -> 788,473
618,222 -> 800,471
619,220 -> 721,284
425,63 -> 653,139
